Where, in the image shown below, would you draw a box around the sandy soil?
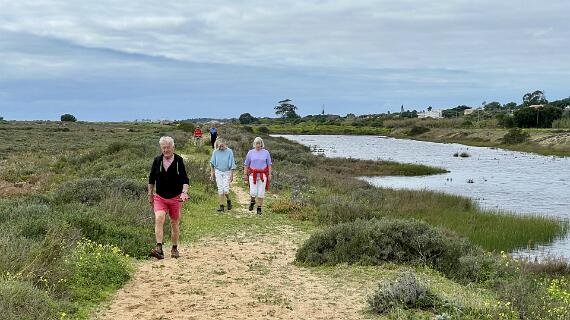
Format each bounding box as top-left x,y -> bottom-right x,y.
94,181 -> 373,320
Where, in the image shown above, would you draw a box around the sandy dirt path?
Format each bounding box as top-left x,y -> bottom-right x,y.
95,181 -> 373,320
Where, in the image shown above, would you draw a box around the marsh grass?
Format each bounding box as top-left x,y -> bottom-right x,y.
219,125 -> 567,253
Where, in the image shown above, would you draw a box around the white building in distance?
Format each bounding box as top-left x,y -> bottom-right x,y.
417,110 -> 443,119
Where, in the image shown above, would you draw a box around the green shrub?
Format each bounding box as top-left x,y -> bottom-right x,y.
53,178 -> 146,205
62,200 -> 153,258
502,128 -> 530,144
24,224 -> 79,292
65,238 -> 132,302
177,121 -> 196,133
269,197 -> 316,221
257,126 -> 270,134
295,218 -> 474,276
368,271 -> 439,314
552,118 -> 570,129
0,233 -> 42,275
408,126 -> 430,136
454,253 -> 517,284
316,196 -> 376,225
0,279 -> 58,320
60,114 -> 77,122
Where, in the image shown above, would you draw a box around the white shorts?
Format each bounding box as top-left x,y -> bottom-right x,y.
249,174 -> 267,198
215,170 -> 231,195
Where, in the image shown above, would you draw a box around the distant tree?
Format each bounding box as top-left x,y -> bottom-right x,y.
239,113 -> 257,124
503,102 -> 518,110
60,114 -> 77,122
513,106 -> 562,128
274,99 -> 300,119
496,113 -> 515,128
538,105 -> 563,128
427,106 -> 432,112
522,90 -> 548,107
549,96 -> 570,109
483,101 -> 502,113
0,116 -> 3,121
399,110 -> 417,118
455,105 -> 471,112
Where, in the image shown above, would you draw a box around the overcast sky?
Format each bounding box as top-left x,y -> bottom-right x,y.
1,0 -> 569,121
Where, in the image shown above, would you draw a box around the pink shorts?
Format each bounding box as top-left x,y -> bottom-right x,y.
153,194 -> 182,220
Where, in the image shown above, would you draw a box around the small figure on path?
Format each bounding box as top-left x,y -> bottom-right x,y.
243,137 -> 273,215
209,126 -> 218,149
148,136 -> 189,259
210,138 -> 236,212
193,125 -> 203,147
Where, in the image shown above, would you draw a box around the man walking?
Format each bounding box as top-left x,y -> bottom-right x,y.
148,136 -> 189,259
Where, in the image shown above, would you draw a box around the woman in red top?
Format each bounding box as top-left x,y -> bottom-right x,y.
193,126 -> 203,146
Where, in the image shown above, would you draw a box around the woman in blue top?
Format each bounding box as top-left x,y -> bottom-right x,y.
210,138 -> 236,212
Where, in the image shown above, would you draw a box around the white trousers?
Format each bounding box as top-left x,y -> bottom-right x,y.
215,170 -> 231,195
249,175 -> 267,198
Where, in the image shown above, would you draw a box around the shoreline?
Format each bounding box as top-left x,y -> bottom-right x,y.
262,125 -> 570,157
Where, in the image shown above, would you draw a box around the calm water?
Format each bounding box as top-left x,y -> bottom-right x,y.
276,134 -> 570,259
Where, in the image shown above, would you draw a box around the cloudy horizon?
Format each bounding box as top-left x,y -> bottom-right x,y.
1,0 -> 569,121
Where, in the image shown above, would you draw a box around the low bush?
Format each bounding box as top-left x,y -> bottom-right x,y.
269,197 -> 316,221
408,126 -> 430,136
368,271 -> 439,314
453,253 -> 517,285
295,218 -> 474,276
257,126 -> 270,134
52,178 -> 146,205
0,279 -> 58,320
502,128 -> 530,144
552,118 -> 570,129
315,196 -> 376,225
177,121 -> 196,133
65,238 -> 132,302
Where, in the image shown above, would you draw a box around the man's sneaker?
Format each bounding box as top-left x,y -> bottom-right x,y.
227,199 -> 232,210
256,207 -> 262,215
217,205 -> 225,213
248,201 -> 255,211
150,245 -> 164,259
171,247 -> 180,259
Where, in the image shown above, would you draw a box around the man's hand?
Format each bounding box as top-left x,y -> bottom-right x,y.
180,192 -> 189,202
210,173 -> 215,182
148,194 -> 154,205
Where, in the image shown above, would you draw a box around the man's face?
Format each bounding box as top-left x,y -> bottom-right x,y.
161,143 -> 174,158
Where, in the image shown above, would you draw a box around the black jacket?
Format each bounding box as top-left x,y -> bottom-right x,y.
148,154 -> 190,199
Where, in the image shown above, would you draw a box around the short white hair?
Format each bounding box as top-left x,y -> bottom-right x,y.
253,136 -> 264,148
159,136 -> 175,147
214,137 -> 226,150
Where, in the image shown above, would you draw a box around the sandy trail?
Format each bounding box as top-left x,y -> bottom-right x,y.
95,181 -> 372,320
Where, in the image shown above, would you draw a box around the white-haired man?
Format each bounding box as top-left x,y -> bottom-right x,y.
148,136 -> 189,259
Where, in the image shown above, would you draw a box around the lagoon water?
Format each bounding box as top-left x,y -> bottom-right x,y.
276,134 -> 570,259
